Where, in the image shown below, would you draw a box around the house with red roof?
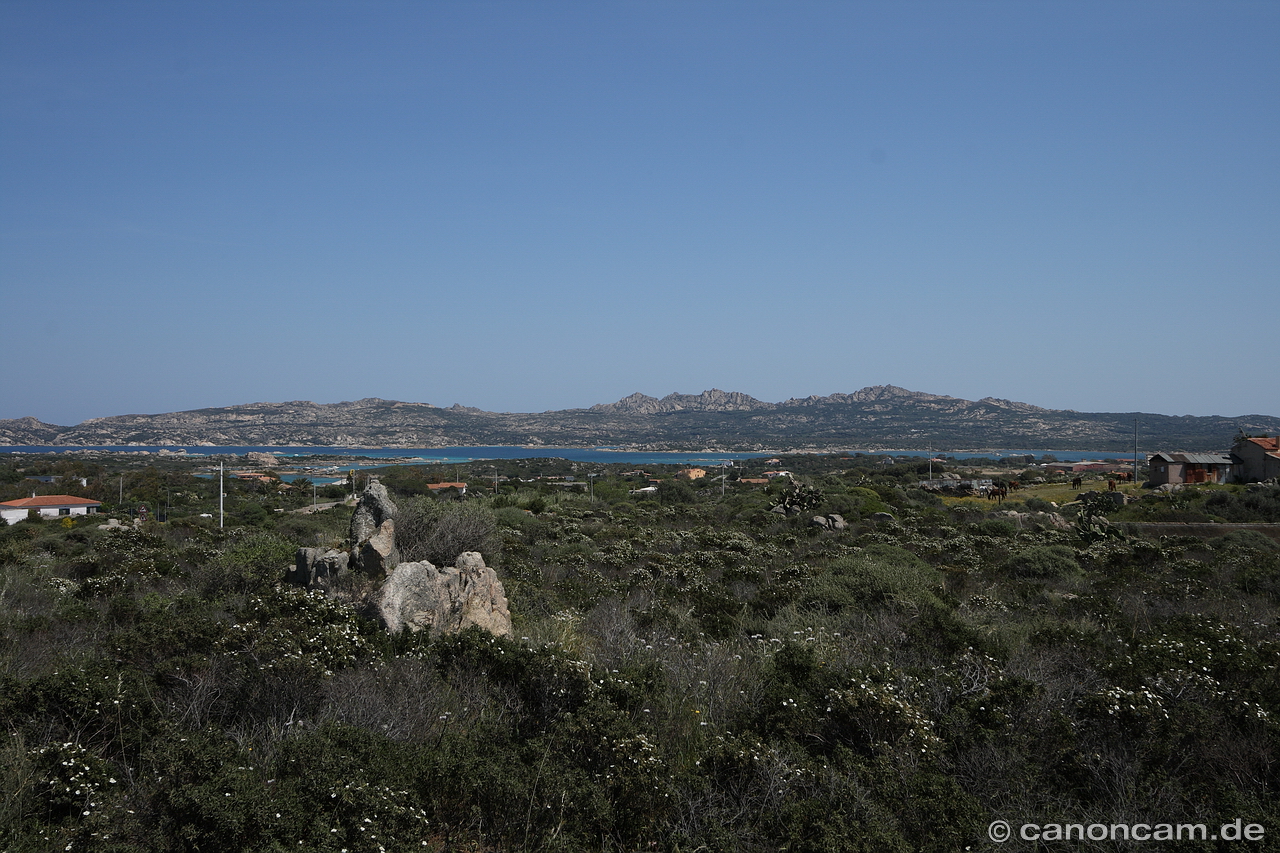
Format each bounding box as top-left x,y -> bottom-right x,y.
1,495 -> 103,525
1232,436 -> 1280,483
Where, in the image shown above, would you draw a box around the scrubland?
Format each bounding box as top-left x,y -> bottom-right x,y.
2,456 -> 1278,851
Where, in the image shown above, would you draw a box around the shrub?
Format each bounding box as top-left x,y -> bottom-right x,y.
974,518 -> 1018,538
803,545 -> 943,612
196,529 -> 297,596
658,479 -> 696,505
1004,544 -> 1081,579
395,497 -> 499,566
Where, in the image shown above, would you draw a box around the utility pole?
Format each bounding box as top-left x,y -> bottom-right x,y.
219,462 -> 224,529
1133,419 -> 1139,487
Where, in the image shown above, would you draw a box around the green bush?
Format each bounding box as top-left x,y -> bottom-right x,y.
657,478 -> 696,505
196,529 -> 297,596
803,544 -> 943,612
974,518 -> 1018,538
395,497 -> 500,566
1004,544 -> 1081,579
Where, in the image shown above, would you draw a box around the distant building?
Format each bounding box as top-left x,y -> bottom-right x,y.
1231,436 -> 1280,483
1,495 -> 102,525
426,482 -> 468,495
1148,452 -> 1232,486
24,475 -> 89,487
676,468 -> 706,480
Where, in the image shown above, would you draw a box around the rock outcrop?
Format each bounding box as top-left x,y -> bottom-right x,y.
289,547 -> 349,588
1076,490 -> 1133,507
245,451 -> 280,467
349,480 -> 399,575
810,513 -> 848,531
377,551 -> 512,637
284,482 -> 512,639
989,510 -> 1073,531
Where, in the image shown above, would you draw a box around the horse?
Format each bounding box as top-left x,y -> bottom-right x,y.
1108,479 -> 1117,492
1071,477 -> 1083,490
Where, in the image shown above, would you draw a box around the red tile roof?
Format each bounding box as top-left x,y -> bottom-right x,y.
0,495 -> 102,509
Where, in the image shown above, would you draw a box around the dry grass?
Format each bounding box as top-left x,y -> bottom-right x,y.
939,478 -> 1146,510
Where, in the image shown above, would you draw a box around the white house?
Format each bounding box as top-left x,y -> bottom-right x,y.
0,495 -> 103,525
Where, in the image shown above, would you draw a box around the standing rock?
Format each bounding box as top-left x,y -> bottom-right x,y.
349,480 -> 399,575
377,551 -> 512,637
290,547 -> 349,588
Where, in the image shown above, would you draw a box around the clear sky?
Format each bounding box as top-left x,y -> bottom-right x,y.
3,1 -> 1277,426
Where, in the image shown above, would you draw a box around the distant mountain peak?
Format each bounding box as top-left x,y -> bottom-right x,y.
850,385 -> 954,402
592,389 -> 768,414
590,392 -> 663,414
977,396 -> 1050,414
658,389 -> 768,411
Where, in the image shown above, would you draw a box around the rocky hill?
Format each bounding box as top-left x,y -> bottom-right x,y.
2,386 -> 1277,451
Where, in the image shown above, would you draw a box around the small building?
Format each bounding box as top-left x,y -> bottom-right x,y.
676,468 -> 706,480
0,495 -> 102,525
426,482 -> 468,495
1148,452 -> 1232,486
24,476 -> 90,487
1231,436 -> 1280,483
233,472 -> 279,482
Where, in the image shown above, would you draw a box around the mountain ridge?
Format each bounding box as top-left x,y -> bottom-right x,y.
2,386 -> 1277,452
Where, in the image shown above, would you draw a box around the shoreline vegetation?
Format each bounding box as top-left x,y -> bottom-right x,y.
2,448 -> 1278,850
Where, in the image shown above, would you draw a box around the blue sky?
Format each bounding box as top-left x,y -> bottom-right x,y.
3,1 -> 1277,426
